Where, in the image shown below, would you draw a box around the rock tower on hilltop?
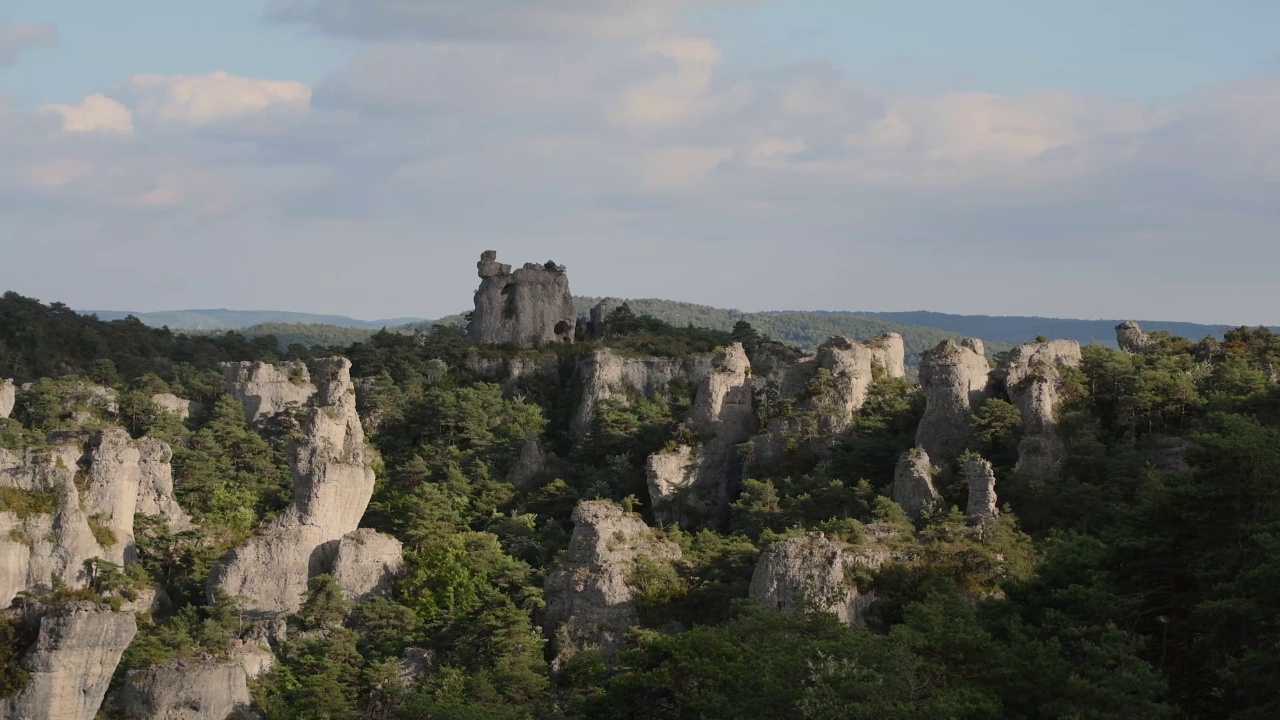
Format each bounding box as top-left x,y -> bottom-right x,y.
467,250 -> 577,348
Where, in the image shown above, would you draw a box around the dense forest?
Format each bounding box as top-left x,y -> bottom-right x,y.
4,288 -> 1280,719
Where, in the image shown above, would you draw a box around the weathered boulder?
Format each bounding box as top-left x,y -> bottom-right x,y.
916,339 -> 992,465
219,360 -> 316,424
135,439 -> 194,533
0,378 -> 14,419
868,332 -> 907,379
507,433 -> 549,488
892,448 -> 939,518
1116,320 -> 1155,353
329,529 -> 404,604
749,526 -> 907,626
646,343 -> 756,527
149,393 -> 201,422
1,601 -> 138,720
209,358 -> 377,617
589,298 -> 616,339
571,348 -> 713,439
466,251 -> 576,348
1002,339 -> 1082,481
964,456 -> 999,528
119,657 -> 255,720
543,501 -> 681,669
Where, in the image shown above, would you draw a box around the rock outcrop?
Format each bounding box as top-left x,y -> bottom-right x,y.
150,393 -> 200,422
507,433 -> 549,488
646,343 -> 756,527
219,360 -> 316,424
329,529 -> 404,604
916,339 -> 992,466
81,427 -> 142,565
589,298 -> 616,339
209,358 -> 377,617
748,334 -> 904,467
118,658 -> 255,720
1,601 -> 138,720
964,456 -> 999,528
466,250 -> 577,348
135,439 -> 194,533
749,526 -> 907,626
571,349 -> 713,439
543,501 -> 681,669
1,378 -> 14,419
892,448 -> 940,518
1116,320 -> 1156,353
1002,339 -> 1082,481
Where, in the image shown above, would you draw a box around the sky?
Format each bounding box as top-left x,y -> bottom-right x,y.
1,1 -> 1278,324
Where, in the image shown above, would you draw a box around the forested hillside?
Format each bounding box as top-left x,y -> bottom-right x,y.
4,290 -> 1280,719
83,309 -> 425,330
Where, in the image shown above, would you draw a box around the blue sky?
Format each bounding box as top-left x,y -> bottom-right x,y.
1,1 -> 1278,324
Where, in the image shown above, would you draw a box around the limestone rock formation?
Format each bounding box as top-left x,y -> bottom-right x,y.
1,378 -> 14,419
748,334 -> 903,467
571,349 -> 713,439
916,339 -> 992,465
135,439 -> 194,533
543,501 -> 681,669
330,529 -> 404,604
1002,339 -> 1083,481
466,250 -> 577,348
1116,320 -> 1156,353
219,360 -> 316,424
892,448 -> 940,518
150,393 -> 200,422
81,427 -> 142,565
646,343 -> 756,527
749,527 -> 908,626
466,354 -> 560,396
209,358 -> 377,617
119,657 -> 255,720
964,456 -> 999,528
507,433 -> 549,488
1,601 -> 138,720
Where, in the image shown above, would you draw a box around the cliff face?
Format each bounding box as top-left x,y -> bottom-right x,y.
219,360 -> 316,424
1002,339 -> 1082,481
466,251 -> 577,348
1,601 -> 138,720
118,658 -> 256,720
209,358 -> 379,618
646,343 -> 756,528
330,529 -> 404,604
916,339 -> 992,466
571,349 -> 713,439
543,501 -> 681,670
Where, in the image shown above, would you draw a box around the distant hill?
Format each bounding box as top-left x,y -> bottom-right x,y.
80,308 -> 426,330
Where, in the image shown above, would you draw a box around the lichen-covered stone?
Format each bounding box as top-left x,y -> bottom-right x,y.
1002,339 -> 1082,481
1116,320 -> 1156,353
119,657 -> 255,720
892,448 -> 939,518
964,456 -> 999,528
916,339 -> 992,465
466,251 -> 577,348
543,501 -> 681,669
0,378 -> 15,419
646,344 -> 755,527
219,360 -> 316,424
1,601 -> 138,720
330,529 -> 404,604
571,349 -> 713,439
209,357 -> 377,617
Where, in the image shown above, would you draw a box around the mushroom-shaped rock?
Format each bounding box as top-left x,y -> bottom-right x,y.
543,501 -> 681,670
1,602 -> 138,720
1002,339 -> 1083,481
330,529 -> 404,604
0,378 -> 14,419
916,339 -> 992,465
119,657 -> 256,720
219,360 -> 316,424
1116,320 -> 1156,353
963,456 -> 999,528
466,251 -> 577,347
892,448 -> 939,518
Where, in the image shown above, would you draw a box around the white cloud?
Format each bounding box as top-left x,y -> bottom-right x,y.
123,71 -> 311,125
39,94 -> 135,135
0,22 -> 56,68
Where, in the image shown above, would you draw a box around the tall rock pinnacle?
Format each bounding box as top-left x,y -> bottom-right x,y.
466,250 -> 577,348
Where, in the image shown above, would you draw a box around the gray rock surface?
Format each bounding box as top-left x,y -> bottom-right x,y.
589,298 -> 616,339
0,378 -> 14,419
1,602 -> 138,720
964,456 -> 999,528
135,439 -> 195,533
507,433 -> 549,488
1116,320 -> 1156,353
219,360 -> 316,424
543,501 -> 681,670
916,339 -> 993,465
1002,339 -> 1083,481
209,358 -> 377,617
119,657 -> 255,720
466,354 -> 560,396
466,251 -> 577,348
149,393 -> 201,422
330,529 -> 404,604
81,428 -> 141,565
646,343 -> 756,527
892,448 -> 940,518
571,349 -> 713,439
